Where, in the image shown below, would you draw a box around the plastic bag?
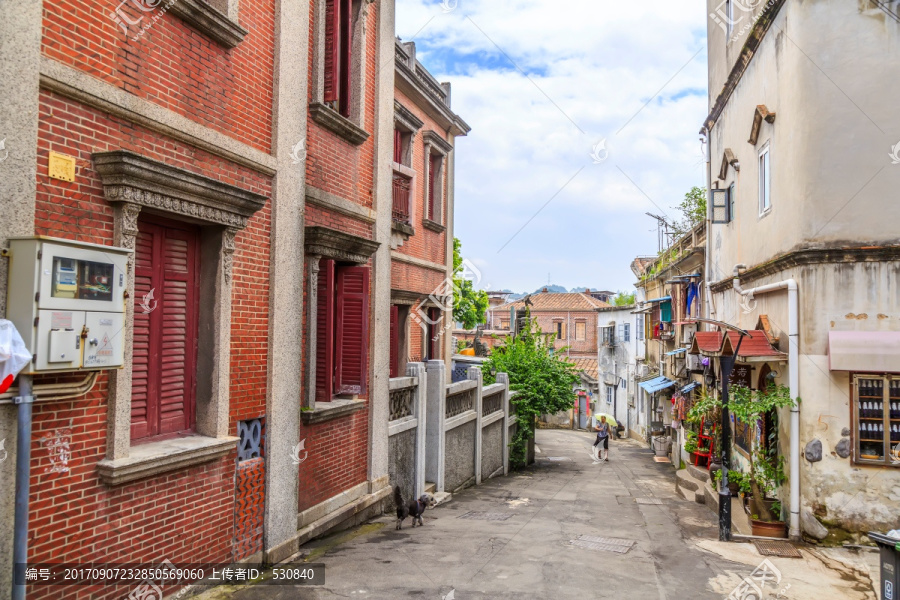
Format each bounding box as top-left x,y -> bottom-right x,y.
0,320 -> 31,393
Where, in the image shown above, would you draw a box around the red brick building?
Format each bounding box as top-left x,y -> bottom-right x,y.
0,0 -> 399,597
486,290 -> 609,357
388,40 -> 469,375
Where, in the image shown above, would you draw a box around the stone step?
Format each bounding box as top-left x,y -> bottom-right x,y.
675,469 -> 705,505
424,482 -> 436,494
686,463 -> 711,483
432,491 -> 451,506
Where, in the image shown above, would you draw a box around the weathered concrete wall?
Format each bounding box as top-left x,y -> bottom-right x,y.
388,428 -> 417,509
713,261 -> 900,534
445,421 -> 476,492
481,421 -> 504,480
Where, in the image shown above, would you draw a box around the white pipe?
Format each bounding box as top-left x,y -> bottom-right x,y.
733,264 -> 801,539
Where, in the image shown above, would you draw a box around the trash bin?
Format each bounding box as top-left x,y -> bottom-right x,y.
868,532 -> 900,600
652,436 -> 671,457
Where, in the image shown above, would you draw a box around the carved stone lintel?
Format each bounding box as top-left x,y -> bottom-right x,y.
304,226 -> 380,265
223,227 -> 239,285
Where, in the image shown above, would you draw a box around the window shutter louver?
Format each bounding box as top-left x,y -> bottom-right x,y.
338,0 -> 352,117
316,259 -> 336,402
427,156 -> 435,220
158,230 -> 198,435
389,305 -> 399,378
324,0 -> 340,103
131,220 -> 199,442
131,227 -> 156,441
393,130 -> 403,164
334,265 -> 369,395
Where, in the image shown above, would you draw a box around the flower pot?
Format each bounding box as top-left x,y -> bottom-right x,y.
750,518 -> 787,538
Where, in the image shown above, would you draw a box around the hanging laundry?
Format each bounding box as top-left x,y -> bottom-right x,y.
686,282 -> 698,317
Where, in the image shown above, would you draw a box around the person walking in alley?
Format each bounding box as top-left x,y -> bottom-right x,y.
593,415 -> 611,461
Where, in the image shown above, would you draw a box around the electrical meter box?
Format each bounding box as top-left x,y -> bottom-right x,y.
6,237 -> 131,374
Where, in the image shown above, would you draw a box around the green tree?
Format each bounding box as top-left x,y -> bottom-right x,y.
673,186 -> 707,236
611,291 -> 636,306
484,315 -> 579,467
452,238 -> 489,329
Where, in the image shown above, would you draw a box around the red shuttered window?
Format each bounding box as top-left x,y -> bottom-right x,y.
334,266 -> 370,395
389,305 -> 399,378
316,262 -> 370,400
324,0 -> 353,117
428,155 -> 442,221
393,129 -> 403,164
131,218 -> 200,442
426,307 -> 441,361
315,259 -> 335,402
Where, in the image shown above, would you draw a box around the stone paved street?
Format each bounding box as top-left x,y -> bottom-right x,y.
190,429 -> 878,600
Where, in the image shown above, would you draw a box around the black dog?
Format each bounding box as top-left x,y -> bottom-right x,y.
394,486 -> 435,530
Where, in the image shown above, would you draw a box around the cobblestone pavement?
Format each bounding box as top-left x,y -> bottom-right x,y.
189,429 -> 878,600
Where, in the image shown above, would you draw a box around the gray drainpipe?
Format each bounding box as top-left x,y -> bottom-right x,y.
12,374 -> 34,600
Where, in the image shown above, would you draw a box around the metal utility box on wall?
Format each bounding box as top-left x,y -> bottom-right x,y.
6,237 -> 131,373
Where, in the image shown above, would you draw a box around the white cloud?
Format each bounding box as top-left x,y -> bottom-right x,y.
398,0 -> 710,292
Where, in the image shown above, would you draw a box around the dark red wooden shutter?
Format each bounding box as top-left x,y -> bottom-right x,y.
158,229 -> 198,435
131,219 -> 199,442
323,0 -> 340,103
334,266 -> 370,395
428,155 -> 440,220
338,0 -> 352,117
316,259 -> 336,402
393,129 -> 403,164
428,307 -> 441,361
131,226 -> 156,441
389,305 -> 399,378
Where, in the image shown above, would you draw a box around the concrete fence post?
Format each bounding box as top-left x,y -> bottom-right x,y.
497,372 -> 510,475
407,362 -> 427,499
425,360 -> 446,493
470,366 -> 484,485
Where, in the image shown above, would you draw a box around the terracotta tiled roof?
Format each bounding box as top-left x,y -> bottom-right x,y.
565,357 -> 599,380
690,330 -> 787,360
496,292 -> 609,312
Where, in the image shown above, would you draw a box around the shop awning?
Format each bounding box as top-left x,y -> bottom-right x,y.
646,296 -> 672,303
665,348 -> 687,356
680,381 -> 700,394
638,376 -> 677,393
828,331 -> 900,372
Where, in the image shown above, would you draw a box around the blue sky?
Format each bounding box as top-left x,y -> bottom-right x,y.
396,0 -> 710,293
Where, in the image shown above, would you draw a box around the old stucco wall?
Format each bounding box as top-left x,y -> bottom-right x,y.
444,421 -> 476,493
388,428 -> 417,509
714,260 -> 900,533
481,420 -> 504,480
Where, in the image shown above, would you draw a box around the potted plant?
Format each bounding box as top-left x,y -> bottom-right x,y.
684,430 -> 699,456
730,384 -> 797,538
687,389 -> 721,472
713,468 -> 748,495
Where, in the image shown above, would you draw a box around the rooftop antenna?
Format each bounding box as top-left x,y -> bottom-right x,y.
645,212 -> 674,253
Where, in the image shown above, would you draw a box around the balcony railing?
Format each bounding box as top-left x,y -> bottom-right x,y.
392,172 -> 412,225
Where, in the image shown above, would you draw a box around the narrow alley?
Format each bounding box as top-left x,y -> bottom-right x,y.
190,430 -> 878,600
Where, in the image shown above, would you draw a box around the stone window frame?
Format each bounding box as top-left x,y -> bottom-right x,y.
308,0 -> 374,146
303,226 -> 380,425
422,131 -> 452,232
168,0 -> 249,48
393,101 -> 424,169
92,150 -> 267,485
574,320 -> 587,342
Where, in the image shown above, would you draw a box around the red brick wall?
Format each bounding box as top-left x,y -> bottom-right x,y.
42,0 -> 275,153
26,83 -> 272,599
294,0 -> 381,513
486,309 -> 599,356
